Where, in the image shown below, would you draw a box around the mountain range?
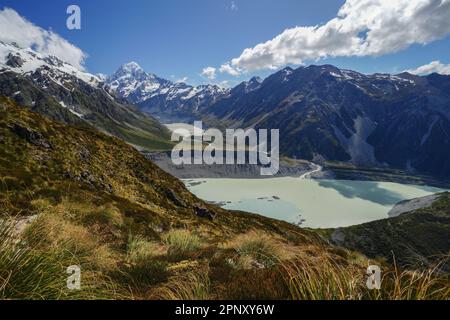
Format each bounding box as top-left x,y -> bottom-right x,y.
1,41 -> 449,180
105,62 -> 228,123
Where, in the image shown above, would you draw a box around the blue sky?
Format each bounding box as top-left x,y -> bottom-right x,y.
2,0 -> 450,86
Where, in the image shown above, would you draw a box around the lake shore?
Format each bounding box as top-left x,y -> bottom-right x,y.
183,177 -> 446,228
143,151 -> 450,189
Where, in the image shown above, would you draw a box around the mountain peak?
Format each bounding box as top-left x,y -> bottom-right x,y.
115,61 -> 146,76
249,76 -> 263,83
122,61 -> 143,71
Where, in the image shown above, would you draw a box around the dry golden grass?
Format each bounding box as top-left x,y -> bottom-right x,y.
127,235 -> 167,264
370,257 -> 450,300
24,211 -> 117,271
150,268 -> 211,300
280,249 -> 450,300
222,230 -> 294,269
281,251 -> 365,300
163,229 -> 202,259
0,218 -> 127,300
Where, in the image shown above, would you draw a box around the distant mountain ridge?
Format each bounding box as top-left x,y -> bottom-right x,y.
2,40 -> 448,179
105,62 -> 228,122
0,42 -> 173,151
107,62 -> 450,179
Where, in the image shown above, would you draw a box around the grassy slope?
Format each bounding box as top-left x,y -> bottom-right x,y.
0,97 -> 448,300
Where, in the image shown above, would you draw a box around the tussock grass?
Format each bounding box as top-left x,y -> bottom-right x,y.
40,198 -> 124,229
127,235 -> 166,264
163,229 -> 202,259
150,268 -> 211,300
122,259 -> 169,294
370,257 -> 450,300
24,212 -> 117,271
80,204 -> 124,228
0,218 -> 124,300
223,231 -> 291,269
281,251 -> 365,300
101,234 -> 170,296
280,250 -> 450,300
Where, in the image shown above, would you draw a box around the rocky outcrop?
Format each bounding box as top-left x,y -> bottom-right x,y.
194,206 -> 216,220
9,123 -> 52,149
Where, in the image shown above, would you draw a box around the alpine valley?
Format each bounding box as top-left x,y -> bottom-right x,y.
104,62 -> 450,180
0,38 -> 449,301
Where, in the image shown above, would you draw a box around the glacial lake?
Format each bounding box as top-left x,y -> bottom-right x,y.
184,178 -> 445,228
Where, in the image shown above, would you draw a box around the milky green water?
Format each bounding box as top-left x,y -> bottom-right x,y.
184,178 -> 445,228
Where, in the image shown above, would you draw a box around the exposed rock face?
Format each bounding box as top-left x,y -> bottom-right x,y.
164,188 -> 186,207
143,151 -> 325,179
6,53 -> 24,68
9,124 -> 52,149
194,206 -> 216,220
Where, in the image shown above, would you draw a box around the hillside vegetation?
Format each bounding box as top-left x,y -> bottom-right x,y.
0,97 -> 448,300
330,193 -> 450,271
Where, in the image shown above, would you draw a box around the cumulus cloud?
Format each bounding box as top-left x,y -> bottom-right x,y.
201,67 -> 217,80
406,60 -> 450,75
225,0 -> 450,72
219,63 -> 240,76
0,8 -> 86,70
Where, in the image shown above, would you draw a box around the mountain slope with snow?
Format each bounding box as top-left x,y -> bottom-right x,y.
202,64 -> 450,178
109,62 -> 450,179
0,42 -> 173,151
105,62 -> 229,122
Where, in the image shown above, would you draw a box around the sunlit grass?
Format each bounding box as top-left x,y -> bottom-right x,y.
163,229 -> 202,260
0,218 -> 125,300
150,269 -> 211,300
223,230 -> 292,269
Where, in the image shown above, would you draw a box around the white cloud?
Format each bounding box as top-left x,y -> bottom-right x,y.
176,76 -> 189,83
0,8 -> 86,70
219,63 -> 241,77
406,61 -> 450,75
226,0 -> 450,72
201,67 -> 217,80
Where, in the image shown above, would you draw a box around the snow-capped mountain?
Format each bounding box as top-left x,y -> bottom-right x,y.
2,41 -> 450,178
0,41 -> 101,88
203,64 -> 450,178
0,42 -> 172,151
106,62 -> 170,101
105,62 -> 229,121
